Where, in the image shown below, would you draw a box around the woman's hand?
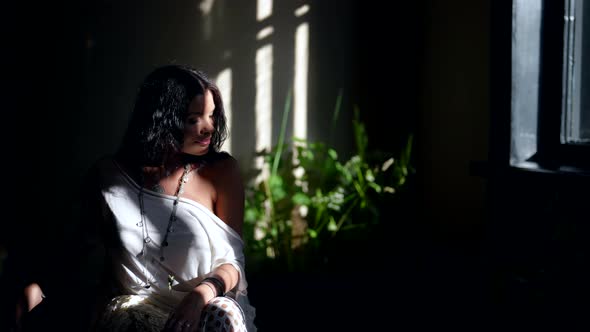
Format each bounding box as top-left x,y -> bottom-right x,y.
162,284 -> 215,331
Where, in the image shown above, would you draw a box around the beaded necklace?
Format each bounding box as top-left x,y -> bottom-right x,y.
136,163 -> 193,289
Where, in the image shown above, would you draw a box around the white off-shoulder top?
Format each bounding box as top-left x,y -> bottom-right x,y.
96,158 -> 256,331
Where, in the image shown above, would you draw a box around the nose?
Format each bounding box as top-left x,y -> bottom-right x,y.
199,120 -> 214,136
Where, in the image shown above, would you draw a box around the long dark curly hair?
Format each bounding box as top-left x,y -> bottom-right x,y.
117,64 -> 228,167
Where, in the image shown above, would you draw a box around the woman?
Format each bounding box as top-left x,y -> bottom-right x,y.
83,64 -> 256,331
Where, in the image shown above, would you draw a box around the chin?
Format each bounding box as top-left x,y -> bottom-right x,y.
183,148 -> 209,156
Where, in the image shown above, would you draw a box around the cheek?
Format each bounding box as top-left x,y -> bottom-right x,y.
183,125 -> 198,136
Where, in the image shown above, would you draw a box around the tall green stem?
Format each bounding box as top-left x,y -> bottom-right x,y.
272,90 -> 292,177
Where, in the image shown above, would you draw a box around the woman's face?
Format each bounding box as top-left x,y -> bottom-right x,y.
182,89 -> 216,156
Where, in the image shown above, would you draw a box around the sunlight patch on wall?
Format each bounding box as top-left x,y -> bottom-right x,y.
257,26 -> 274,40
294,4 -> 310,17
199,0 -> 215,15
216,68 -> 232,154
257,0 -> 273,21
255,44 -> 273,179
293,22 -> 309,143
198,0 -> 216,40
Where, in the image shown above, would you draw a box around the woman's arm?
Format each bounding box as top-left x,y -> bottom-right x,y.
163,263 -> 240,331
163,156 -> 245,331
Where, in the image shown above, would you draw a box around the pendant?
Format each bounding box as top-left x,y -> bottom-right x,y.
152,184 -> 165,193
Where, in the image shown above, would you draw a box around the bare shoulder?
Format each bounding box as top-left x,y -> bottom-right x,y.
206,152 -> 242,180
203,152 -> 244,234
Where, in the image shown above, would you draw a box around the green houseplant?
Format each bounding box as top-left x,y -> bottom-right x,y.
242,93 -> 414,273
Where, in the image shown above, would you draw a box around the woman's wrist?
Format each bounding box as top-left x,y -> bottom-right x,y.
198,282 -> 217,298
193,283 -> 215,304
201,277 -> 226,297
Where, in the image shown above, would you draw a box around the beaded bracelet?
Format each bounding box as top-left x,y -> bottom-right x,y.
201,277 -> 226,297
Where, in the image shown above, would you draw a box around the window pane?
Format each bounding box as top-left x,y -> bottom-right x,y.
511,0 -> 542,164
564,0 -> 590,144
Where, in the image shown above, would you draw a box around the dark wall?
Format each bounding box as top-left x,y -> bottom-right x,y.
355,1 -> 492,329
1,1 -> 88,328
349,0 -> 491,289
2,0 -> 85,261
348,0 -> 491,247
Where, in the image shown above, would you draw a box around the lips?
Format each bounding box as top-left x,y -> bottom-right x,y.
195,138 -> 211,146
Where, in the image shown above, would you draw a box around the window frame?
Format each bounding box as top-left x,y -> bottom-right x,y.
533,0 -> 590,170
492,0 -> 590,175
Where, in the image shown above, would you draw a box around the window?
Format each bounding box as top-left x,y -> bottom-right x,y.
509,0 -> 590,172
564,0 -> 590,145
